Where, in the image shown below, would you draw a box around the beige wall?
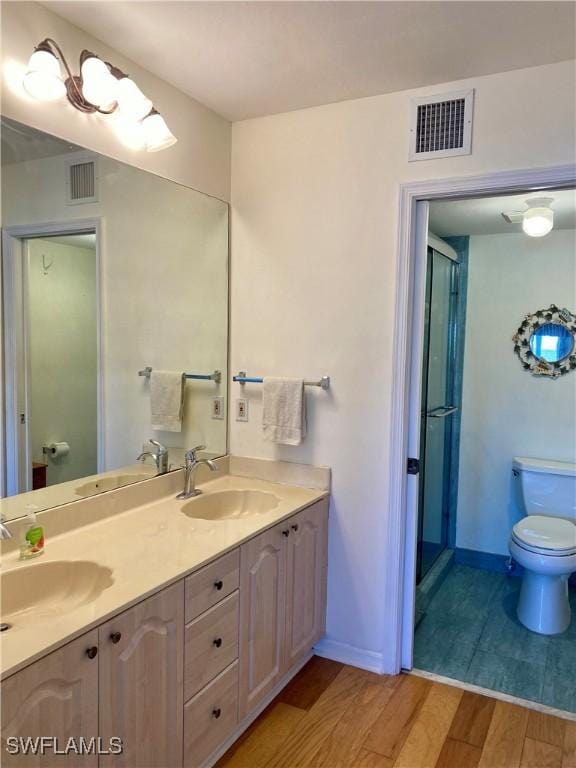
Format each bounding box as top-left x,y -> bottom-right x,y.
458,228 -> 576,557
1,1 -> 231,201
230,60 -> 576,671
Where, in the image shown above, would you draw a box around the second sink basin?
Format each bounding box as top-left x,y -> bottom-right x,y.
181,489 -> 280,521
1,560 -> 114,628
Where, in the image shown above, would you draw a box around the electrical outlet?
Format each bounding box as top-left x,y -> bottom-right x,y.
236,398 -> 248,422
211,396 -> 224,420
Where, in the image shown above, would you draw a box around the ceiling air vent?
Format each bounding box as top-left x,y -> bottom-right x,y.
65,154 -> 98,205
409,89 -> 474,162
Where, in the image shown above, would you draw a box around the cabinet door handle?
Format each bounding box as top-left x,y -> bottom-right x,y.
282,529 -> 290,537
291,523 -> 299,532
213,637 -> 223,648
110,632 -> 122,644
212,708 -> 222,719
214,580 -> 223,590
86,646 -> 98,659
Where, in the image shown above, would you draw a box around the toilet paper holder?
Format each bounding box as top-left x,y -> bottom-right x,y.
43,441 -> 70,459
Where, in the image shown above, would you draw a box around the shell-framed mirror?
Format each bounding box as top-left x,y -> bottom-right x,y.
513,305 -> 576,378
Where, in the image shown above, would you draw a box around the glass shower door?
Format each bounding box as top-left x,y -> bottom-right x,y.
417,246 -> 459,583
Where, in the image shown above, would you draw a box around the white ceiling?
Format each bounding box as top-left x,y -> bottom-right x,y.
429,189 -> 576,237
39,234 -> 97,249
44,1 -> 575,121
1,117 -> 82,165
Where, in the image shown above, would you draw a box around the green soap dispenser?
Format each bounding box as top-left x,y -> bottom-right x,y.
20,505 -> 45,560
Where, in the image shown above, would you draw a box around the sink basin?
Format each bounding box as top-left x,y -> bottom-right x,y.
181,490 -> 280,521
1,560 -> 114,627
76,474 -> 152,497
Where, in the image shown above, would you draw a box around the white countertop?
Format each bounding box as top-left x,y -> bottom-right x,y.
0,473 -> 327,679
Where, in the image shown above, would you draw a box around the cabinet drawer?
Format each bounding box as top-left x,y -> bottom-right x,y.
185,549 -> 239,622
185,591 -> 239,700
183,661 -> 238,768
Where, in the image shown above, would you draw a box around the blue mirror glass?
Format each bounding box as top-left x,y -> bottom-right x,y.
529,323 -> 574,363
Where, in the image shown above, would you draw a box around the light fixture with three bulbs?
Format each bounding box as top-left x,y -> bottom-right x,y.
22,39 -> 177,152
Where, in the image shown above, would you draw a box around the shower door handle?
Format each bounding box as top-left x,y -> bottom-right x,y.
426,405 -> 458,418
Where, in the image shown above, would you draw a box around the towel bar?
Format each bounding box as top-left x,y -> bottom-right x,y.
233,372 -> 330,390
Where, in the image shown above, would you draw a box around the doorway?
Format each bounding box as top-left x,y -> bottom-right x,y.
386,164 -> 576,679
2,221 -> 102,496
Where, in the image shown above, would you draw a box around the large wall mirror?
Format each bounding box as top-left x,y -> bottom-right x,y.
1,117 -> 229,521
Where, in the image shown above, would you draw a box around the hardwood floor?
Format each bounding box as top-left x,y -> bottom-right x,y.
217,658 -> 576,768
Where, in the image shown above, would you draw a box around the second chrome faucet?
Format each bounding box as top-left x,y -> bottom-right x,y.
177,446 -> 217,499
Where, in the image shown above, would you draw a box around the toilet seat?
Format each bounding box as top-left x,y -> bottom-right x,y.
512,515 -> 576,556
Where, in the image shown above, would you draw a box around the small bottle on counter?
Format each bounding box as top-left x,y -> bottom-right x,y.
19,505 -> 45,560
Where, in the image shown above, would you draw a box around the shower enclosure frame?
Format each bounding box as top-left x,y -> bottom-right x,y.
1,218 -> 103,496
385,163 -> 576,675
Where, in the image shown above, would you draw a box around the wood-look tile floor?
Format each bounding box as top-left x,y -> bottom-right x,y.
217,657 -> 576,768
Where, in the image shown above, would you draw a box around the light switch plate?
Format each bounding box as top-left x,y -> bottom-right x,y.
236,398 -> 249,422
212,396 -> 225,420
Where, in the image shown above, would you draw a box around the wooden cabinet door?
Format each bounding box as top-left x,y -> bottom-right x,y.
1,630 -> 99,767
284,499 -> 329,669
98,581 -> 184,768
238,522 -> 287,718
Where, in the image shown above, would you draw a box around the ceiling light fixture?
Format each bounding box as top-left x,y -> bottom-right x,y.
21,39 -> 177,152
522,197 -> 554,238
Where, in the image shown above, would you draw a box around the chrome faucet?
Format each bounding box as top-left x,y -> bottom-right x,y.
137,439 -> 169,474
177,446 -> 217,500
0,516 -> 13,539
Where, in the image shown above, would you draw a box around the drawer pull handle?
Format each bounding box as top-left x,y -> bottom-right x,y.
214,580 -> 224,591
282,529 -> 290,537
213,637 -> 223,648
86,646 -> 98,659
291,523 -> 299,532
110,632 -> 122,644
212,708 -> 222,719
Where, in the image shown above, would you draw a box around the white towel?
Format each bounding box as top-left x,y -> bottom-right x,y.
262,377 -> 307,445
150,371 -> 185,432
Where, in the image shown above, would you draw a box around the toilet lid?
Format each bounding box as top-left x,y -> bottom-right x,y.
513,516 -> 576,553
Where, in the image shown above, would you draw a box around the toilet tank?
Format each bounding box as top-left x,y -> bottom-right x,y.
513,457 -> 576,521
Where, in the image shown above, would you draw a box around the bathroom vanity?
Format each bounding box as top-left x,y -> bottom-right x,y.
0,461 -> 329,767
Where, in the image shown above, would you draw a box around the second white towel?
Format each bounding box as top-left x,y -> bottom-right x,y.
262,377 -> 307,445
150,371 -> 185,432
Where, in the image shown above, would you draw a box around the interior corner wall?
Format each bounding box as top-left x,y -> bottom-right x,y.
1,1 -> 231,201
229,60 -> 576,673
456,228 -> 576,557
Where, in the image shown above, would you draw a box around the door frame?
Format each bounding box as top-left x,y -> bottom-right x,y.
1,218 -> 104,496
386,163 -> 576,674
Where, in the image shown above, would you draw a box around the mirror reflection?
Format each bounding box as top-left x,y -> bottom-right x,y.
1,118 -> 229,521
529,323 -> 574,363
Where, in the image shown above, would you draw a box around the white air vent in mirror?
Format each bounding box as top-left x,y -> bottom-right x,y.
409,89 -> 474,161
66,154 -> 98,205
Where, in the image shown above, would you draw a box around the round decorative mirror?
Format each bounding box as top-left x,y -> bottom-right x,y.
529,323 -> 574,363
513,305 -> 576,378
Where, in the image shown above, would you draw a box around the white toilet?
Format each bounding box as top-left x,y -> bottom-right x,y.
509,457 -> 576,635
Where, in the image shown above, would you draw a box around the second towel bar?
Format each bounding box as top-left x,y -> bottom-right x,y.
233,372 -> 330,390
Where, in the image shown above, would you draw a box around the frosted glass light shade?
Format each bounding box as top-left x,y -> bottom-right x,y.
116,77 -> 152,121
81,56 -> 116,109
523,206 -> 554,237
142,112 -> 177,152
23,49 -> 66,101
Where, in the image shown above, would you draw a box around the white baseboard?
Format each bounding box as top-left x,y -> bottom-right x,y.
314,638 -> 389,674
